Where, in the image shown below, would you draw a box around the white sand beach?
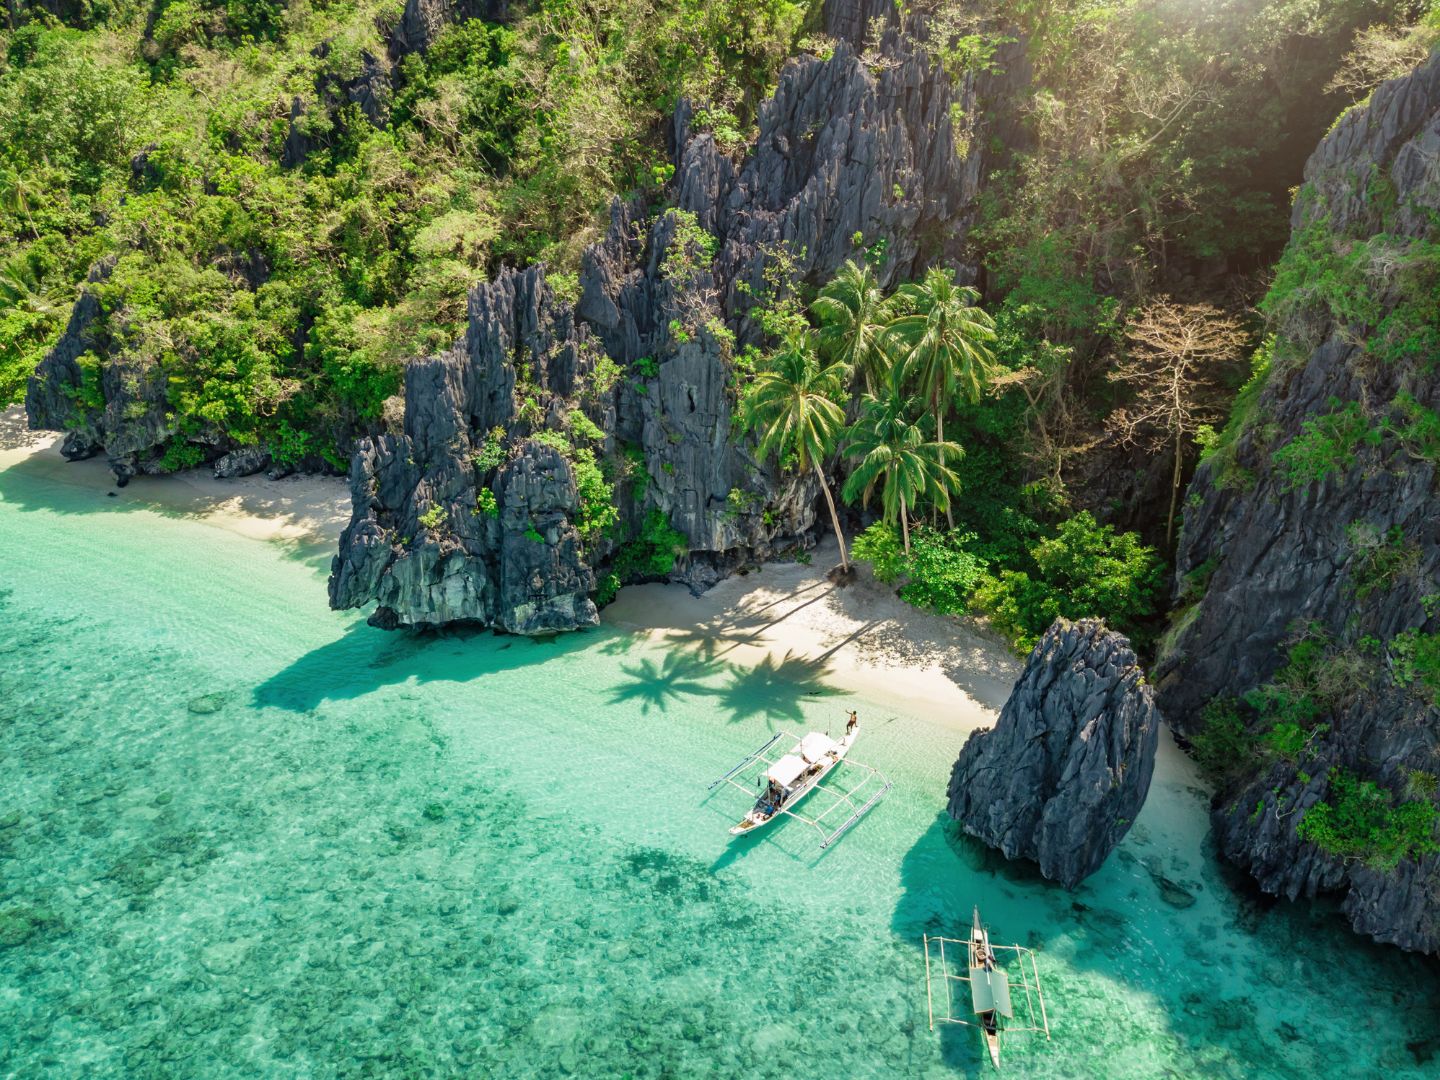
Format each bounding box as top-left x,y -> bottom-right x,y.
605,541 -> 1020,732
3,404 -> 1017,731
0,406 -> 352,547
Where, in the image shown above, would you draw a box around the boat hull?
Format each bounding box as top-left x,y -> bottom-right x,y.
728,730 -> 855,836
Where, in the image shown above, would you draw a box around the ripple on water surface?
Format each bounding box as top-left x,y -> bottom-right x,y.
1,465 -> 1438,1078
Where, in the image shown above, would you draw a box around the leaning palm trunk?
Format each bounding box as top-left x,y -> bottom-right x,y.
814,461 -> 850,569
934,390 -> 954,529
900,494 -> 911,556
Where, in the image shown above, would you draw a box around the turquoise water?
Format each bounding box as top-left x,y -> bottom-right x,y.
2,455 -> 1437,1079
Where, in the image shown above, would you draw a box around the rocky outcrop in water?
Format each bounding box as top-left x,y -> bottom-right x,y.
330,27 -> 999,629
946,619 -> 1160,888
1155,54 -> 1440,953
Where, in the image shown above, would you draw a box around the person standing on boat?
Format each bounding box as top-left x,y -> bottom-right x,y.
765,778 -> 784,812
846,711 -> 858,736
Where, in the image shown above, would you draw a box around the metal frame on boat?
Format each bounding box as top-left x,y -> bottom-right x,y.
923,915 -> 1051,1067
707,729 -> 892,848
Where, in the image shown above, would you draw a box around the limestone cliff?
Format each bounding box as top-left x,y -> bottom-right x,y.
947,619 -> 1160,888
329,27 -> 998,630
1156,55 -> 1440,952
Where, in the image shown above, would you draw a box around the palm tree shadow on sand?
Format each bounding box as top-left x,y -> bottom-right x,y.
707,650 -> 848,724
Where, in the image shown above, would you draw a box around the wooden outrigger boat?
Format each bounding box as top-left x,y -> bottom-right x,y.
969,907 -> 1004,1068
707,722 -> 891,848
923,907 -> 1051,1068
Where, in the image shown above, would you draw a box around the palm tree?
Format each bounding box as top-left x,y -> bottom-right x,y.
883,267 -> 996,526
842,373 -> 963,556
813,259 -> 889,394
745,333 -> 852,569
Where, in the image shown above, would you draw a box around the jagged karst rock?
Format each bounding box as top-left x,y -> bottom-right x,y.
213,447 -> 271,479
1156,54 -> 1440,953
330,27 -> 1005,630
26,257 -> 114,461
821,0 -> 896,47
388,0 -> 507,59
947,619 -> 1160,888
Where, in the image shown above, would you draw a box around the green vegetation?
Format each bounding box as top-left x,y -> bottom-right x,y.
1389,629 -> 1440,706
0,0 -> 808,449
842,370 -> 963,555
743,331 -> 851,568
1272,400 -> 1381,490
1189,698 -> 1252,786
1345,523 -> 1420,600
1298,767 -> 1440,870
528,429 -> 617,542
969,512 -> 1164,651
418,503 -> 448,532
611,509 -> 687,580
853,524 -> 988,617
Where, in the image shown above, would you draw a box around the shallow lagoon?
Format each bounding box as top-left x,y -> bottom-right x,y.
2,458 -> 1437,1078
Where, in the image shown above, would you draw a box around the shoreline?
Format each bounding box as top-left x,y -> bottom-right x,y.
605,539 -> 1020,732
0,406 -> 352,548
3,405 -> 1016,731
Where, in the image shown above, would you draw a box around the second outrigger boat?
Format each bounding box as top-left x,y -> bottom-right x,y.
708,720 -> 892,849
969,907 -> 1004,1069
922,906 -> 1051,1068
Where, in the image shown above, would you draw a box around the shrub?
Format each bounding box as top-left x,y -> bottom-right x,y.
1188,698 -> 1252,785
972,511 -> 1164,651
1389,629 -> 1440,706
418,504 -> 447,531
851,524 -> 990,616
157,440 -> 205,472
1272,400 -> 1381,490
612,510 -> 687,579
852,522 -> 908,584
595,572 -> 622,607
571,448 -> 618,541
472,427 -> 507,473
566,408 -> 606,444
474,488 -> 498,518
1345,522 -> 1419,599
1297,767 -> 1440,870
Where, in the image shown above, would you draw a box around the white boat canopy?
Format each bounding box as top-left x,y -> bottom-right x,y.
969,967 -> 1014,1018
800,732 -> 841,762
767,754 -> 808,786
708,729 -> 893,849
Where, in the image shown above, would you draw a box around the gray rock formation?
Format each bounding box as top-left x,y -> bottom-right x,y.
388,0 -> 506,59
330,27 -> 1002,630
947,619 -> 1160,888
25,257 -> 114,464
213,447 -> 271,479
1156,54 -> 1440,952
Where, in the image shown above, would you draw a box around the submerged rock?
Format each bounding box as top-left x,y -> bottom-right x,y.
946,618 -> 1161,888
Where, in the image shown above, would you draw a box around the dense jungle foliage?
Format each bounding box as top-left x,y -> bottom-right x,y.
1,0 -> 1436,644
0,0 -> 809,453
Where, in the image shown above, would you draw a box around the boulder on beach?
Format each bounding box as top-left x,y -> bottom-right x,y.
946,618 -> 1161,888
